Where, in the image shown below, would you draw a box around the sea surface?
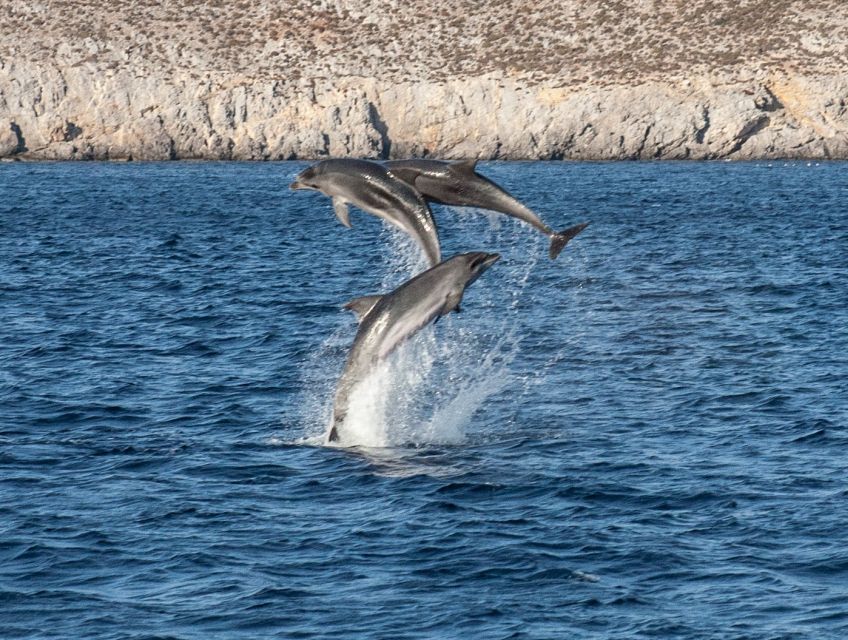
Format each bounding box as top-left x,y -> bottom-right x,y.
1,161 -> 847,639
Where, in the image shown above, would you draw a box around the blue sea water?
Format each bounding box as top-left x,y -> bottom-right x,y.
1,160 -> 847,639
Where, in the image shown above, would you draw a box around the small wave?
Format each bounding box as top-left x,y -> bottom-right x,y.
159,233 -> 183,249
790,428 -> 828,444
158,340 -> 220,357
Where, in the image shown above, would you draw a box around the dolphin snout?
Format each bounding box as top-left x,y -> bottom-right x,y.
464,251 -> 500,285
468,251 -> 500,272
289,180 -> 302,190
480,253 -> 500,269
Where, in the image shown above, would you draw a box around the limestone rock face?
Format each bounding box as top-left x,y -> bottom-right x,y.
0,123 -> 21,156
2,61 -> 845,161
2,0 -> 847,160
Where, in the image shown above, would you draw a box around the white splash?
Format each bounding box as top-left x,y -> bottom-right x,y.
289,209 -> 584,450
334,315 -> 518,448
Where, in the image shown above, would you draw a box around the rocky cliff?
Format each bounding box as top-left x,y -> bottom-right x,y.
2,0 -> 847,160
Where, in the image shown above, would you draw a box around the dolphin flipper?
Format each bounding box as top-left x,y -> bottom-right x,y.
333,198 -> 352,228
549,222 -> 590,259
442,289 -> 464,316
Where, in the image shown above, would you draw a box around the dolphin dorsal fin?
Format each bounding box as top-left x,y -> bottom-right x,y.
343,295 -> 383,322
451,158 -> 478,174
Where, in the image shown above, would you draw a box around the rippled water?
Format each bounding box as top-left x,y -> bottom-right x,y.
2,161 -> 847,638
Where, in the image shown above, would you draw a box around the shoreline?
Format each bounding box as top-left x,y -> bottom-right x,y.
1,156 -> 844,164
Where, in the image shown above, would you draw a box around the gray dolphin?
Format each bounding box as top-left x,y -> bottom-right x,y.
328,251 -> 501,443
385,159 -> 588,259
290,159 -> 441,267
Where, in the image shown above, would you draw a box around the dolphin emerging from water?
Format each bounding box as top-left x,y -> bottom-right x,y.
290,159 -> 441,267
328,251 -> 501,444
385,159 -> 589,259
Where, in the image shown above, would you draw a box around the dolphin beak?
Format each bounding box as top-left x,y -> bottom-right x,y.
471,252 -> 500,273
480,253 -> 500,270
289,180 -> 303,190
466,252 -> 500,285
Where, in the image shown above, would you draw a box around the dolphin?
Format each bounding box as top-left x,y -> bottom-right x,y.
290,159 -> 441,267
384,159 -> 589,259
328,251 -> 501,444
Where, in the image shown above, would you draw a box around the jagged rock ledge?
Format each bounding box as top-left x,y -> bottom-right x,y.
2,62 -> 847,161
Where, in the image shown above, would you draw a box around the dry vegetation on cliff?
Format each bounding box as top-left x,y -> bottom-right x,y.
2,1 -> 846,160
3,0 -> 846,85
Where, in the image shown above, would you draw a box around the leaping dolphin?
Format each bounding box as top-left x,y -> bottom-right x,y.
328,251 -> 501,444
385,159 -> 589,259
290,159 -> 441,267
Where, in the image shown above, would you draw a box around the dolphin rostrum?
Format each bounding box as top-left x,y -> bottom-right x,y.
328,251 -> 501,443
385,159 -> 588,259
290,159 -> 441,267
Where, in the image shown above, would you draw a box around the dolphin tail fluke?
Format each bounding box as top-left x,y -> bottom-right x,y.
549,222 -> 589,259
327,413 -> 343,443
